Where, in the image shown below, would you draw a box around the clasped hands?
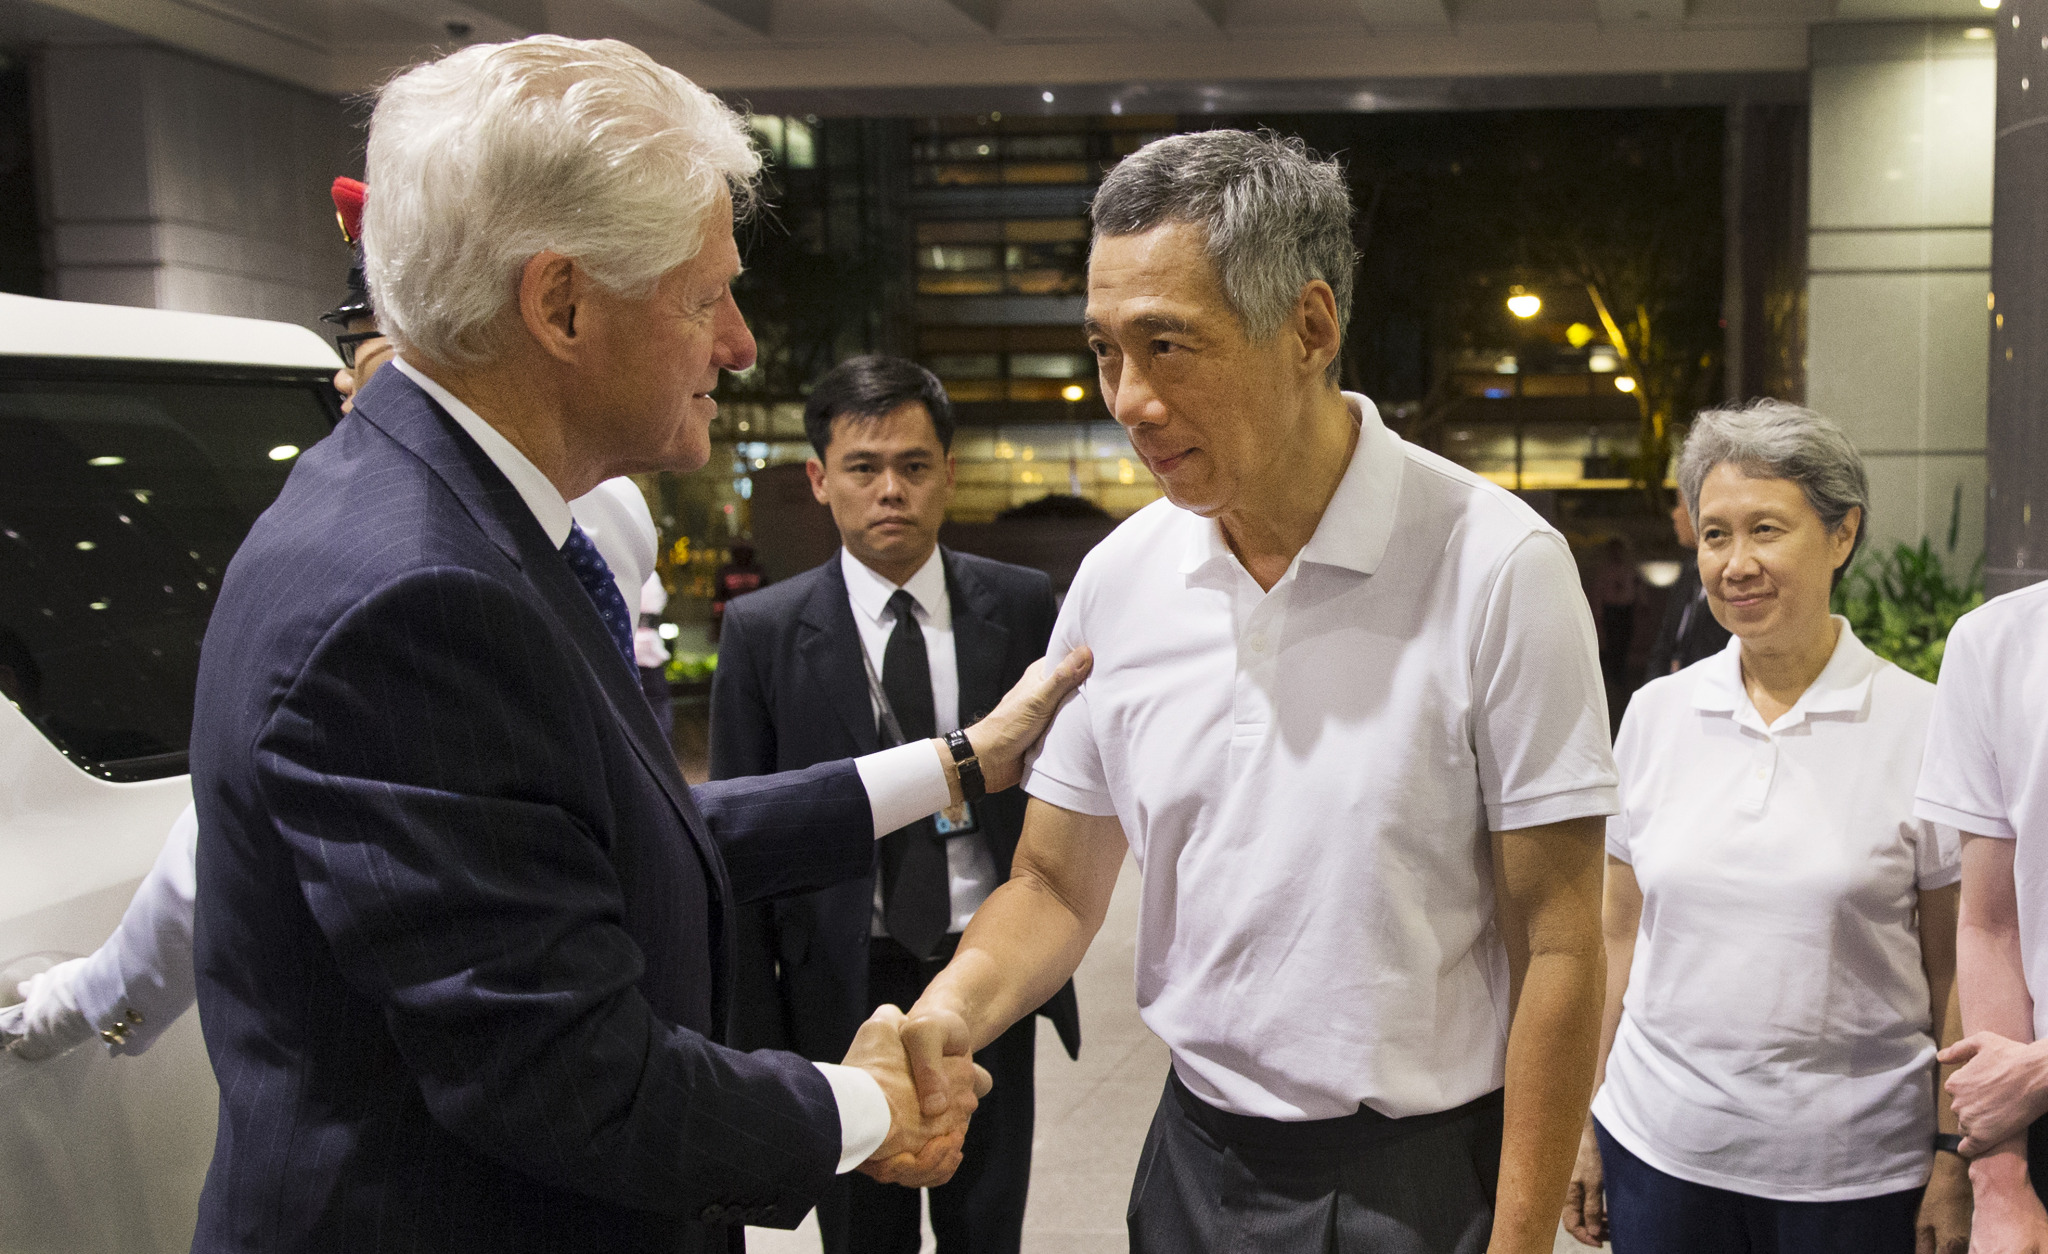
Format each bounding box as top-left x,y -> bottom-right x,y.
1942,1032 -> 2048,1157
841,1005 -> 986,1187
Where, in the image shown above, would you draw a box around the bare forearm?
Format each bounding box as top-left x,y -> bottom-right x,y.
1492,945 -> 1605,1254
1937,982 -> 1964,1136
1920,885 -> 1962,1136
1960,921 -> 2035,1045
1590,861 -> 1642,1098
1591,935 -> 1633,1096
918,875 -> 1099,1052
912,801 -> 1128,1053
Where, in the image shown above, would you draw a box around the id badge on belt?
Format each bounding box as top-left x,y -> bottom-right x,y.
934,800 -> 979,837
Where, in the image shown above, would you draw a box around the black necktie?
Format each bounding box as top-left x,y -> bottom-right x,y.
879,588 -> 950,959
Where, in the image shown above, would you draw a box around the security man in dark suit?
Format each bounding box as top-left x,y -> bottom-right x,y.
714,357 -> 1081,1254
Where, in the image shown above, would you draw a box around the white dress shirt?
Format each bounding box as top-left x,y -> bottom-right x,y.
841,546 -> 1002,935
1916,578 -> 2048,1036
394,358 -> 949,1170
1024,393 -> 1618,1121
1593,624 -> 1959,1201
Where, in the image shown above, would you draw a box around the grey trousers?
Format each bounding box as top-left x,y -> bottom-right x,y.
1127,1071 -> 1504,1254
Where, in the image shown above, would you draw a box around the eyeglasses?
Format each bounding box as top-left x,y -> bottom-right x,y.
333,330 -> 383,370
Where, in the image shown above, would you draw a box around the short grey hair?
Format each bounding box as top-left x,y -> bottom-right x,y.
364,36 -> 761,365
1090,129 -> 1358,381
1677,399 -> 1871,578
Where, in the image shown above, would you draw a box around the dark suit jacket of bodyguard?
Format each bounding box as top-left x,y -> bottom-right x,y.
711,550 -> 1081,1064
188,366 -> 875,1254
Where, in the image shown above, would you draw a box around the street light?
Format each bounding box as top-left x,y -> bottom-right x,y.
1506,286 -> 1542,319
1614,376 -> 1638,393
1061,384 -> 1086,402
1981,0 -> 2001,10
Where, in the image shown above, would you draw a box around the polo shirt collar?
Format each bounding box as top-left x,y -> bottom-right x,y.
1177,392 -> 1402,579
841,544 -> 949,628
393,357 -> 575,547
1692,615 -> 1880,732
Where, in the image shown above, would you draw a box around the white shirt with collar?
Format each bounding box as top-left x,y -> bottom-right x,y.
1024,391 -> 1618,1122
393,357 -> 933,1171
841,546 -> 1002,934
1593,623 -> 1959,1201
1915,579 -> 2048,1033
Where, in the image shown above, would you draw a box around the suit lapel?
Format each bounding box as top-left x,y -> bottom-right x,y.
352,369 -> 733,909
944,549 -> 1011,726
799,554 -> 882,754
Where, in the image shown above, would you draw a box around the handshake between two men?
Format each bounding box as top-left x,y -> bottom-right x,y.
828,643 -> 1096,1189
844,1005 -> 993,1187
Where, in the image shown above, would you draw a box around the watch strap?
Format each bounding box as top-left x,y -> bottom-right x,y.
1934,1133 -> 1964,1156
944,729 -> 986,803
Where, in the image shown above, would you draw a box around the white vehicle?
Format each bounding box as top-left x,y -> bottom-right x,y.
0,293 -> 341,1253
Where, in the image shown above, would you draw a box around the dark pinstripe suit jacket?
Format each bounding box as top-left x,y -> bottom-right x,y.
188,367 -> 875,1253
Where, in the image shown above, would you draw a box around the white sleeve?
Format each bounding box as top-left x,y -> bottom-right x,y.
1471,533 -> 1621,832
812,1062 -> 891,1172
857,741 -> 956,839
1914,819 -> 1964,891
1605,697 -> 1643,865
1914,617 -> 2013,839
1020,594 -> 1115,817
68,803 -> 200,1055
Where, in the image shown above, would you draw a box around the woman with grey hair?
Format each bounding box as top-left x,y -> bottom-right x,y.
1561,400 -> 1970,1253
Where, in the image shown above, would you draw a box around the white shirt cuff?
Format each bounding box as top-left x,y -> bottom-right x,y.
856,740 -> 954,839
813,1061 -> 892,1173
1914,797 -> 2017,841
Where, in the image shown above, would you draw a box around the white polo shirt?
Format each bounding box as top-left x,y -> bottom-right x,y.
1023,393 -> 1618,1121
1592,625 -> 1959,1201
1916,579 -> 2048,1037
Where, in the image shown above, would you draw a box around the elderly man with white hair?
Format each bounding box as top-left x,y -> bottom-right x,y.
184,36 -> 1086,1254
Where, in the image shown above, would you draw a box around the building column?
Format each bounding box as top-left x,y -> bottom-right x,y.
33,43 -> 356,332
1806,22 -> 1994,566
1988,0 -> 2048,595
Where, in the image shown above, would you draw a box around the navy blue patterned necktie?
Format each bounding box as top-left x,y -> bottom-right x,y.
560,522 -> 636,671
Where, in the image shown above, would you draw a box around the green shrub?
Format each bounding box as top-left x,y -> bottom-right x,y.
664,651 -> 719,684
1833,539 -> 1983,682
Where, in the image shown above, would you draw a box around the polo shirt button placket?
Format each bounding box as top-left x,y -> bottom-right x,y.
1738,737 -> 1777,817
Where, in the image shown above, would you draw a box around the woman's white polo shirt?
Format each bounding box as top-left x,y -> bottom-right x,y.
1592,624 -> 1960,1201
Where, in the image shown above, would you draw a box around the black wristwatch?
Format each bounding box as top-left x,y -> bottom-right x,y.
1934,1133 -> 1964,1156
944,729 -> 986,803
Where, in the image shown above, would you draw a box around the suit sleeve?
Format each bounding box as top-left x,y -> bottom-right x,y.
699,600 -> 875,904
709,598 -> 776,783
1025,568 -> 1057,658
252,567 -> 840,1220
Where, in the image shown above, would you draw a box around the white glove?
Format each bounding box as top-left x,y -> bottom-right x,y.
2,958 -> 96,1061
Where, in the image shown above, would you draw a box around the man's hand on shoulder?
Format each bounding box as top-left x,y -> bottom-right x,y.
842,1005 -> 991,1188
962,646 -> 1092,794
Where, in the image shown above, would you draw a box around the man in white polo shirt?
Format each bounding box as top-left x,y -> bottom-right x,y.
899,130 -> 1618,1254
1918,579 -> 2048,1250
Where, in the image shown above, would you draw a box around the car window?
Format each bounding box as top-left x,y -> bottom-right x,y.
0,361 -> 338,781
